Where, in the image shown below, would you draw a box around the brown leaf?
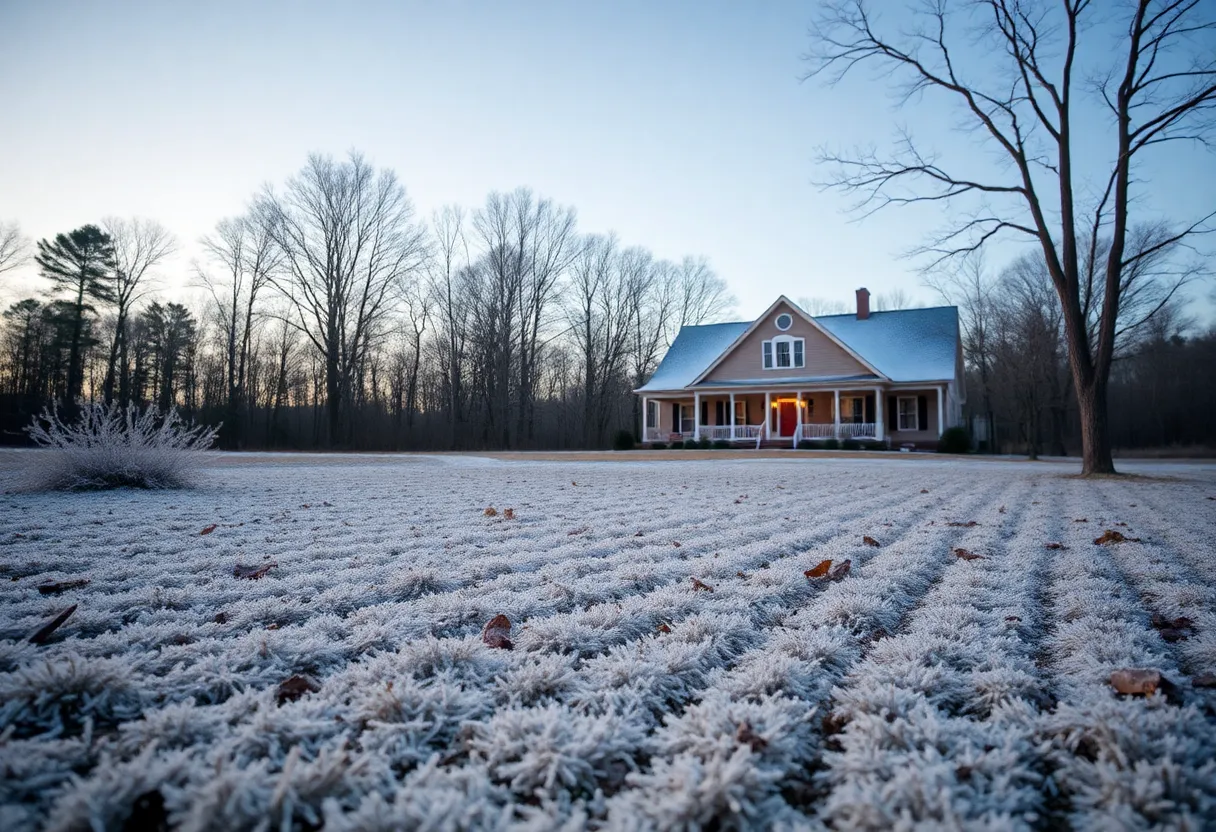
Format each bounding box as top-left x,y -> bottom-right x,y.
633,530 -> 644,537
1192,673 -> 1216,688
1073,518 -> 1088,523
567,527 -> 589,536
805,559 -> 833,579
735,721 -> 767,752
656,622 -> 672,634
29,604 -> 77,645
1045,542 -> 1067,550
1159,629 -> 1190,643
736,571 -> 749,579
947,520 -> 979,527
503,508 -> 515,520
1151,613 -> 1195,631
213,612 -> 229,624
234,562 -> 277,580
1109,668 -> 1164,696
672,541 -> 682,548
953,548 -> 985,561
999,505 -> 1007,514
1093,529 -> 1141,545
482,614 -> 514,649
862,536 -> 880,547
827,559 -> 852,581
200,524 -> 217,535
36,579 -> 90,595
483,507 -> 498,517
276,674 -> 320,705
691,577 -> 714,592
920,489 -> 929,494
1005,615 -> 1021,622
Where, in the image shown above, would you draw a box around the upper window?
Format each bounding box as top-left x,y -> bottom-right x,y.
897,396 -> 919,431
762,335 -> 805,370
775,313 -> 793,331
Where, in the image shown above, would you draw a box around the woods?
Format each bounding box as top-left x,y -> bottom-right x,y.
0,153 -> 736,451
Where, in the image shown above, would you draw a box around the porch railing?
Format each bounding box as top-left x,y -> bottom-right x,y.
643,425 -> 766,444
792,422 -> 878,446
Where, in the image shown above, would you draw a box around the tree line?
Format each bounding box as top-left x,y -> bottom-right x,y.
0,153 -> 735,450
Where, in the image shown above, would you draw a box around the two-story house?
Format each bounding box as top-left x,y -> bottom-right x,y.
635,289 -> 965,448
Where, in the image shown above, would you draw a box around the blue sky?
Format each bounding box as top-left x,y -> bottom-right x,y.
1,0 -> 1212,320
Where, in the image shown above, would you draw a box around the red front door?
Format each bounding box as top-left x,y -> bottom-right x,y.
778,401 -> 797,437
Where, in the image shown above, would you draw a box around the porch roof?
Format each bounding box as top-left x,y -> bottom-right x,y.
695,373 -> 880,388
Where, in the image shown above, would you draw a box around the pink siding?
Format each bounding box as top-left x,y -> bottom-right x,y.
704,302 -> 870,382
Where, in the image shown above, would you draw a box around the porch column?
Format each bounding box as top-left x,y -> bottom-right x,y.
764,391 -> 771,438
874,387 -> 884,442
642,396 -> 649,440
833,389 -> 841,439
937,386 -> 945,436
694,391 -> 701,441
796,392 -> 803,428
729,392 -> 736,440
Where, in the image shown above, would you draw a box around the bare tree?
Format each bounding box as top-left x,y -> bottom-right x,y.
258,151 -> 428,445
427,205 -> 473,448
672,256 -> 736,331
806,0 -> 1216,474
873,287 -> 919,310
198,214 -> 280,446
102,217 -> 176,404
797,296 -> 851,316
0,221 -> 30,277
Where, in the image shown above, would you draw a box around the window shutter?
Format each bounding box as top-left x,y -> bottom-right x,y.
918,396 -> 928,432
744,401 -> 750,424
672,402 -> 679,432
864,394 -> 874,424
887,396 -> 897,431
716,401 -> 724,425
701,400 -> 708,426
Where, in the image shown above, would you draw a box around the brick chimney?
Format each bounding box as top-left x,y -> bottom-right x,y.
855,287 -> 871,320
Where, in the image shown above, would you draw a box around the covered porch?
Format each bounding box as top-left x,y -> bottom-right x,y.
641,385 -> 949,447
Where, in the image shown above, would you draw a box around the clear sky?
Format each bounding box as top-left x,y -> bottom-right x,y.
1,0 -> 1213,320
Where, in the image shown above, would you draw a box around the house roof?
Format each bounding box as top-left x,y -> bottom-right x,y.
635,304 -> 959,393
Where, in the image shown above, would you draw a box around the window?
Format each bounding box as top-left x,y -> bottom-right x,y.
762,336 -> 805,370
775,313 -> 793,331
840,396 -> 864,424
646,400 -> 658,431
897,396 -> 919,431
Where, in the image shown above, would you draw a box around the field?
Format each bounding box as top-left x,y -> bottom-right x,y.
1,452 -> 1214,831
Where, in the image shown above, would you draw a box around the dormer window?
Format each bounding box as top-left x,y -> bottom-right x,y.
762,335 -> 804,369
775,313 -> 793,331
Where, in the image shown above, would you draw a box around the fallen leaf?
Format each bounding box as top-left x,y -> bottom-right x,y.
999,505 -> 1007,514
1093,529 -> 1141,545
1045,542 -> 1067,550
953,548 -> 985,561
200,524 -> 217,535
1005,615 -> 1021,622
503,508 -> 515,520
482,614 -> 513,649
736,571 -> 749,579
1073,518 -> 1088,523
672,541 -> 682,548
29,604 -> 77,645
567,527 -> 589,536
633,530 -> 644,537
827,559 -> 852,581
691,577 -> 714,592
276,674 -> 320,705
1159,629 -> 1190,643
920,489 -> 929,494
862,536 -> 881,547
1109,668 -> 1164,696
1151,613 -> 1195,631
656,622 -> 672,634
234,562 -> 277,580
213,612 -> 229,624
735,721 -> 767,752
947,520 -> 979,527
1192,673 -> 1216,688
805,559 -> 833,579
483,507 -> 498,517
36,579 -> 90,595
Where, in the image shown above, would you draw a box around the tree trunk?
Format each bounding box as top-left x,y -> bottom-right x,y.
1076,378 -> 1115,475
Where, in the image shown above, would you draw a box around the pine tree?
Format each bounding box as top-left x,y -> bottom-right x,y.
35,225 -> 116,404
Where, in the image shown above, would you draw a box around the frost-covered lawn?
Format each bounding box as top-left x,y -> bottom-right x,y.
1,453 -> 1214,831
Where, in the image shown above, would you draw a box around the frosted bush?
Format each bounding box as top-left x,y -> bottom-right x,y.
25,400 -> 218,490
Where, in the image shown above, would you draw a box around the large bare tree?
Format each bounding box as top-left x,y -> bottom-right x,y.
0,221 -> 30,277
806,0 -> 1216,474
102,217 -> 176,403
258,151 -> 428,446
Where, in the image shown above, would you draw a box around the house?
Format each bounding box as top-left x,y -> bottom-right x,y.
634,289 -> 965,448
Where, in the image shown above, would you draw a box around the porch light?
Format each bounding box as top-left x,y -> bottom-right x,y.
771,401 -> 778,408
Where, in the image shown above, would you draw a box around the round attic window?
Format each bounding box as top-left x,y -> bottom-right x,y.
775,313 -> 793,331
